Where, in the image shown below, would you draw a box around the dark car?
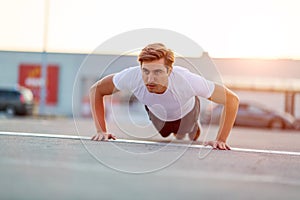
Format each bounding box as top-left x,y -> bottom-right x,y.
202,101 -> 298,129
0,86 -> 34,116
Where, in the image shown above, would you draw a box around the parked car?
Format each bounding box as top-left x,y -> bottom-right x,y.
0,86 -> 34,116
202,101 -> 298,129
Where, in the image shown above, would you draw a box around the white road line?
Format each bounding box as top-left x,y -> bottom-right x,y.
0,131 -> 91,140
1,131 -> 300,156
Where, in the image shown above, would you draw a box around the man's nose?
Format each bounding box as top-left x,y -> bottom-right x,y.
147,73 -> 155,83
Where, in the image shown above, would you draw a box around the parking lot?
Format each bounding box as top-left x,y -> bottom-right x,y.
1,116 -> 300,200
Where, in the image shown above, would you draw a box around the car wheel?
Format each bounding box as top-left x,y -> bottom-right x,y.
5,106 -> 16,116
269,119 -> 284,129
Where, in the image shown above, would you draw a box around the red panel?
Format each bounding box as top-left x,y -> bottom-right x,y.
46,65 -> 59,104
18,64 -> 59,105
18,64 -> 41,103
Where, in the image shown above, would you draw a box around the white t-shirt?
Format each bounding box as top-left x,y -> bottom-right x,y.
113,66 -> 215,121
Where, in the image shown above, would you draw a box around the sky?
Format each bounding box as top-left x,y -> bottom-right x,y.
0,0 -> 299,59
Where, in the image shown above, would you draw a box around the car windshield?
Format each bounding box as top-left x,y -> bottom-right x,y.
246,105 -> 267,114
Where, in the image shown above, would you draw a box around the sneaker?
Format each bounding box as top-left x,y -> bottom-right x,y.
188,126 -> 200,141
173,132 -> 185,140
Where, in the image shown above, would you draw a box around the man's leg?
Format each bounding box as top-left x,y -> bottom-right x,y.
173,132 -> 186,140
188,125 -> 200,141
145,97 -> 200,140
177,97 -> 201,141
145,106 -> 180,138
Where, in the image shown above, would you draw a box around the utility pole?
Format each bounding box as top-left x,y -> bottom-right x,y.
40,0 -> 49,115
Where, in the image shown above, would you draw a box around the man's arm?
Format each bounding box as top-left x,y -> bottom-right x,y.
206,84 -> 239,150
89,74 -> 119,141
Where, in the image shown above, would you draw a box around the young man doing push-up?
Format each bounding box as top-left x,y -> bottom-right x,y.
90,43 -> 239,150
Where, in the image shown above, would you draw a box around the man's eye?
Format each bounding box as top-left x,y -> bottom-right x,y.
155,70 -> 164,75
143,70 -> 149,75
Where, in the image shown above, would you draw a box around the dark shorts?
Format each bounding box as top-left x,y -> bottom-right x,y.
145,97 -> 200,138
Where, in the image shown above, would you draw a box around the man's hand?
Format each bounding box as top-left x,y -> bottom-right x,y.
204,140 -> 231,150
91,132 -> 117,141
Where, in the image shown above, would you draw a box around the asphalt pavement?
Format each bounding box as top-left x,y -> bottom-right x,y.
1,116 -> 300,200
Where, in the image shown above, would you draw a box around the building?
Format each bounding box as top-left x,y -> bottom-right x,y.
1,50 -> 299,118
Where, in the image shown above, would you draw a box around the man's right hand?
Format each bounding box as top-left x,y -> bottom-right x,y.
91,132 -> 117,141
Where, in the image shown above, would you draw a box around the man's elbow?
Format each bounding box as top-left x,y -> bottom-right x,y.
230,93 -> 240,108
226,90 -> 239,107
89,84 -> 96,98
89,83 -> 100,100
233,93 -> 239,104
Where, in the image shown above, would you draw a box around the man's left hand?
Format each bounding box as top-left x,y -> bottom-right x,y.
204,140 -> 231,150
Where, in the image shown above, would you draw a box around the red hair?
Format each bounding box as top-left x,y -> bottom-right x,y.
138,43 -> 174,69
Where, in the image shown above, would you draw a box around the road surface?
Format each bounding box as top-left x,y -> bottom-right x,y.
0,117 -> 300,200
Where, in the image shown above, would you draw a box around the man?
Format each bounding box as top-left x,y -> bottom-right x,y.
90,43 -> 239,150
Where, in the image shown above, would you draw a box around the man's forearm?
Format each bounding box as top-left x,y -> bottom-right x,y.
90,87 -> 107,133
89,75 -> 117,137
216,93 -> 239,142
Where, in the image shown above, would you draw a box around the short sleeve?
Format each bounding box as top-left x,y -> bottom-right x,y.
112,66 -> 140,91
183,70 -> 215,98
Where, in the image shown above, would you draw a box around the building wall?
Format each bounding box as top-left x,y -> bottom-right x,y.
1,51 -> 299,118
0,51 -> 85,116
0,51 -> 145,116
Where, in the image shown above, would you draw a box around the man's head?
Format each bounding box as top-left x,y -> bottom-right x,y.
138,43 -> 175,94
138,43 -> 174,69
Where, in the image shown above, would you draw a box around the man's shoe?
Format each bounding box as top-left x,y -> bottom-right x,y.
188,127 -> 200,141
173,132 -> 185,140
